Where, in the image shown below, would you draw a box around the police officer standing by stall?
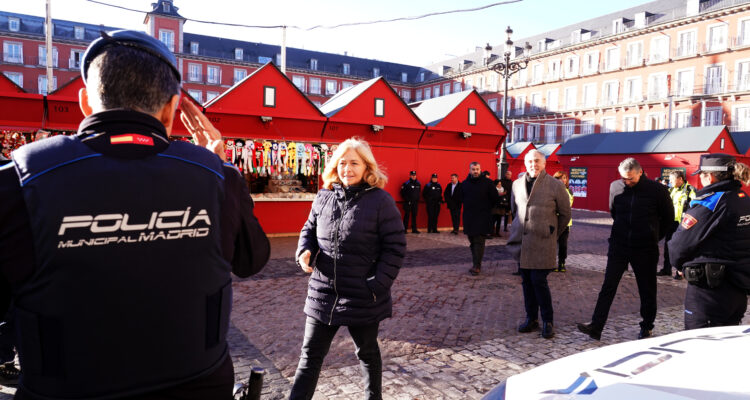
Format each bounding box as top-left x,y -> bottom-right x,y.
0,30 -> 270,399
658,170 -> 696,279
423,173 -> 443,233
668,153 -> 750,329
401,171 -> 421,233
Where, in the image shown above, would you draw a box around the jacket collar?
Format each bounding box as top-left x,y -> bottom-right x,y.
696,179 -> 741,196
77,109 -> 171,157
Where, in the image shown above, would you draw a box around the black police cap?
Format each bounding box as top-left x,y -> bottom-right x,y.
410,170 -> 417,175
692,153 -> 735,176
81,30 -> 181,83
431,173 -> 438,178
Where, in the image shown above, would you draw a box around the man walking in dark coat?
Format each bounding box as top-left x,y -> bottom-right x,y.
578,157 -> 673,341
400,170 -> 421,233
444,173 -> 463,234
461,162 -> 500,275
423,173 -> 443,233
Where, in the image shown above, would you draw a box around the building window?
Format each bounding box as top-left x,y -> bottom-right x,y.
623,115 -> 638,132
234,48 -> 243,61
233,68 -> 246,84
626,42 -> 643,67
613,18 -> 625,34
401,72 -> 407,83
734,106 -> 750,130
530,93 -> 542,113
468,108 -> 476,125
513,125 -> 524,142
443,83 -> 450,95
532,63 -> 543,84
190,42 -> 199,55
562,120 -> 575,141
705,107 -> 722,126
489,74 -> 498,91
207,66 -> 220,84
325,80 -> 337,95
649,36 -> 669,64
373,67 -> 380,77
517,68 -> 528,86
415,89 -> 422,101
676,69 -> 694,96
704,65 -> 723,95
159,30 -> 174,52
739,19 -> 750,47
188,63 -> 201,82
37,45 -> 58,67
677,30 -> 696,57
601,117 -> 616,133
258,56 -> 272,64
433,85 -> 440,97
546,89 -> 559,111
419,72 -> 425,82
69,49 -> 84,69
565,55 -> 579,79
453,81 -> 462,93
528,123 -> 540,141
401,90 -> 411,103
570,30 -> 581,44
3,72 -> 22,88
488,98 -> 497,112
8,17 -> 19,32
37,75 -> 57,95
603,81 -> 619,105
624,77 -> 642,103
605,47 -> 620,71
737,61 -> 750,91
74,26 -> 84,40
708,24 -> 728,53
581,120 -> 595,134
342,81 -> 353,89
188,89 -> 203,103
424,87 -> 431,100
648,73 -> 668,100
3,42 -> 22,64
342,63 -> 350,74
310,58 -> 318,70
544,122 -> 556,143
674,111 -> 691,128
583,51 -> 599,75
206,91 -> 219,103
375,98 -> 385,117
292,75 -> 305,92
583,83 -> 597,107
547,59 -> 560,81
309,78 -> 321,94
263,86 -> 276,107
646,113 -> 664,130
163,2 -> 170,12
514,95 -> 526,115
564,87 -> 577,110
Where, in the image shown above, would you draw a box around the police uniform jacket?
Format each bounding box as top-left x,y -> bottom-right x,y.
400,178 -> 421,204
423,181 -> 443,203
0,109 -> 271,399
609,177 -> 674,248
297,183 -> 406,326
668,179 -> 750,290
443,182 -> 462,210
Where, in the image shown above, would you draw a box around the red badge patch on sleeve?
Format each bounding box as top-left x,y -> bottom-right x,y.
681,214 -> 698,230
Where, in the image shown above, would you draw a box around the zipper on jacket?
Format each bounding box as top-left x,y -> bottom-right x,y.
328,196 -> 349,325
628,186 -> 635,247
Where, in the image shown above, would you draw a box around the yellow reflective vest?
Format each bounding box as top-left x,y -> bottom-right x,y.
669,182 -> 696,222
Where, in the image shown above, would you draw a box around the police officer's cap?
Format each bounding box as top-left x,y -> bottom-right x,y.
431,173 -> 438,178
81,30 -> 181,84
410,170 -> 417,175
692,153 -> 735,176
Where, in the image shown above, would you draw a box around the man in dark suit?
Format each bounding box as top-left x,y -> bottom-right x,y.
444,173 -> 462,234
461,162 -> 500,275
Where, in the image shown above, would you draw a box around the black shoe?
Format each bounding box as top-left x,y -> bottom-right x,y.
451,230 -> 458,235
469,266 -> 481,276
541,322 -> 555,339
638,328 -> 652,339
674,272 -> 683,280
0,362 -> 20,387
511,269 -> 521,276
577,322 -> 602,340
657,269 -> 671,276
412,230 -> 420,234
558,263 -> 566,273
518,319 -> 539,333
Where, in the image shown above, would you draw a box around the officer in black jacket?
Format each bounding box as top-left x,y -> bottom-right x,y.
400,171 -> 421,233
423,173 -> 443,233
578,157 -> 673,341
0,30 -> 270,399
669,153 -> 750,329
444,174 -> 463,234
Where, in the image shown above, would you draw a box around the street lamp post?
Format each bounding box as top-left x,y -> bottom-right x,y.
486,26 -> 532,178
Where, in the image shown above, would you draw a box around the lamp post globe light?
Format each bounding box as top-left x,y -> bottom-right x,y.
486,26 -> 532,178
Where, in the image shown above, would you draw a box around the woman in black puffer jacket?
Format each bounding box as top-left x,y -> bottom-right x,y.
289,137 -> 406,400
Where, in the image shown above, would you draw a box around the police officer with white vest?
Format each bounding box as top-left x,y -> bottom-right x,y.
658,170 -> 696,279
668,153 -> 750,330
0,30 -> 270,399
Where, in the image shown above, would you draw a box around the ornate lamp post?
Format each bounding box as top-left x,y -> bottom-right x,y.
486,26 -> 532,178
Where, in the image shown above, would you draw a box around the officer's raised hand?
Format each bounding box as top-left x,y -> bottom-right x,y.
180,98 -> 226,161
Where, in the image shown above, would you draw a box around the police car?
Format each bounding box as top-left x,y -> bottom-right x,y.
483,325 -> 750,399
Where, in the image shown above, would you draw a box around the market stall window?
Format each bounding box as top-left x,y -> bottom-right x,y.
263,86 -> 276,108
374,98 -> 385,117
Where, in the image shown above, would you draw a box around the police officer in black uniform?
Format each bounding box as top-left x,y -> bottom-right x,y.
400,171 -> 421,233
0,30 -> 270,399
669,153 -> 750,330
423,173 -> 443,233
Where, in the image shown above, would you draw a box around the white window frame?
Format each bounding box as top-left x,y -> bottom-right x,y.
544,122 -> 556,143
515,94 -> 526,115
206,91 -> 219,103
74,26 -> 85,40
530,92 -> 542,113
8,17 -> 19,32
292,75 -> 306,92
675,67 -> 695,97
207,65 -> 220,85
581,119 -> 595,134
325,80 -> 337,96
605,46 -> 620,71
424,87 -> 431,100
310,58 -> 318,70
433,85 -> 441,97
234,48 -> 243,61
188,63 -> 201,82
401,72 -> 408,83
546,88 -> 559,111
513,124 -> 524,142
647,72 -> 668,100
443,83 -> 450,95
738,18 -> 750,48
736,59 -> 750,92
528,123 -> 541,141
562,120 -> 575,141
37,74 -> 57,95
704,107 -> 722,126
532,63 -> 543,84
488,98 -> 497,113
453,81 -> 462,93
3,71 -> 22,88
190,42 -> 199,55
601,117 -> 616,133
624,76 -> 643,103
583,51 -> 599,75
674,111 -> 692,128
645,113 -> 665,130
626,41 -> 643,67
583,83 -> 597,107
233,68 -> 247,84
623,115 -> 639,132
69,49 -> 84,69
401,90 -> 411,103
547,59 -> 561,81
704,63 -> 725,95
37,45 -> 58,67
676,29 -> 697,57
602,80 -> 619,106
309,78 -> 321,95
187,89 -> 203,104
564,86 -> 577,110
564,55 -> 579,79
342,63 -> 350,75
158,29 -> 174,52
706,22 -> 728,53
372,67 -> 380,77
415,89 -> 422,101
649,35 -> 670,64
732,104 -> 750,131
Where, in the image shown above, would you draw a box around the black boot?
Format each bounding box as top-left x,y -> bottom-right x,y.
541,322 -> 555,339
577,322 -> 602,340
518,318 -> 539,333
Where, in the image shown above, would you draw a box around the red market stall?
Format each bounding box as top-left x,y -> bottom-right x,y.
505,141 -> 535,178
558,126 -> 741,212
320,76 -> 426,205
0,74 -> 44,157
411,90 -> 507,229
204,62 -> 327,234
44,76 -> 85,132
536,143 -> 562,176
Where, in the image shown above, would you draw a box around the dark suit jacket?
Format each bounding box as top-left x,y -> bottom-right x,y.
444,181 -> 462,210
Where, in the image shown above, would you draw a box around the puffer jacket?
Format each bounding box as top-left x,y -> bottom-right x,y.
609,177 -> 674,248
296,183 -> 406,326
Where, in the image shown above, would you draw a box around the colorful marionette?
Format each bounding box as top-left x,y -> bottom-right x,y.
234,139 -> 245,172
304,143 -> 314,176
287,142 -> 297,172
244,141 -> 255,174
255,141 -> 265,176
262,140 -> 273,175
320,144 -> 329,173
278,142 -> 288,174
296,142 -> 305,174
311,145 -> 320,175
270,142 -> 279,175
225,139 -> 235,164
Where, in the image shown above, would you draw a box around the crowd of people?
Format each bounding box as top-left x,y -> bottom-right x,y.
0,27 -> 749,400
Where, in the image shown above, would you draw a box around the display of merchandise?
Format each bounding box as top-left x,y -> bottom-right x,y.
2,130 -> 75,159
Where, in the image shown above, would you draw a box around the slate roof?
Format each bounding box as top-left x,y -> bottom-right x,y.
558,126 -> 729,155
730,131 -> 750,154
0,11 -> 119,43
411,90 -> 472,127
506,141 -> 534,158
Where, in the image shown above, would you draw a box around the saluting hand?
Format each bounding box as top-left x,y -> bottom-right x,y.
298,250 -> 313,273
179,98 -> 226,161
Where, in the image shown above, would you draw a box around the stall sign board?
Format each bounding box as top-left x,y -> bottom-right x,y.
569,167 -> 588,198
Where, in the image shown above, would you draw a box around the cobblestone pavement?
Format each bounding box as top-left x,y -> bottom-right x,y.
2,209 -> 749,399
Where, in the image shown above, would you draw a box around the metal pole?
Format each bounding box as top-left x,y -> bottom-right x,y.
280,26 -> 287,75
499,52 -> 510,179
45,0 -> 54,94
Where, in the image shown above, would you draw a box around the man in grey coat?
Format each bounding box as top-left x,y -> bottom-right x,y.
507,150 -> 571,339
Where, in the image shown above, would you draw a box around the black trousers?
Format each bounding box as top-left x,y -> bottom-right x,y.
661,221 -> 679,272
557,226 -> 570,265
402,202 -> 418,231
591,244 -> 659,331
290,316 -> 382,400
468,235 -> 486,268
426,201 -> 441,232
684,282 -> 748,330
448,205 -> 461,232
520,269 -> 554,323
501,210 -> 512,231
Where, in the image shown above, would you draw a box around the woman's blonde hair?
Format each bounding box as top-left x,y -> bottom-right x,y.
322,137 -> 388,189
553,170 -> 569,187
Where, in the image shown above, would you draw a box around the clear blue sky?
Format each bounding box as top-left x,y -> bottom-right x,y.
6,0 -> 652,66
